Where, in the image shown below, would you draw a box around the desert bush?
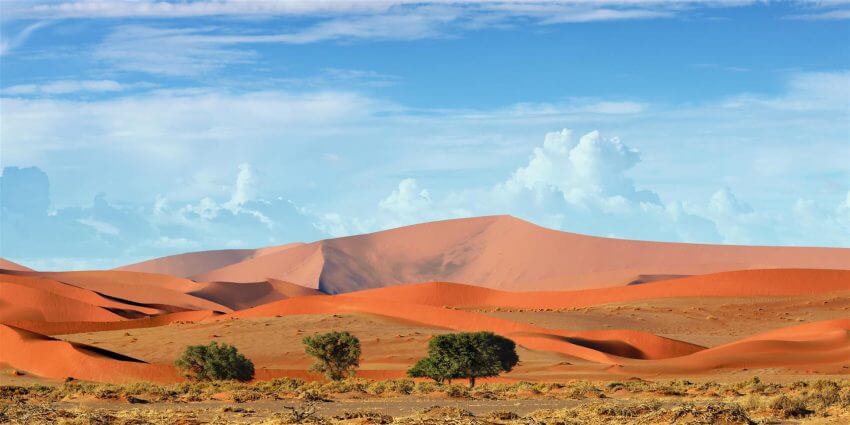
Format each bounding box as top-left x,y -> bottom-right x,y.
408,331 -> 518,388
669,402 -> 754,424
333,410 -> 393,424
596,399 -> 662,417
303,331 -> 361,381
770,394 -> 812,418
174,341 -> 255,382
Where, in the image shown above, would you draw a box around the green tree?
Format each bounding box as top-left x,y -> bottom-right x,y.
408,332 -> 518,387
303,331 -> 361,381
174,341 -> 254,382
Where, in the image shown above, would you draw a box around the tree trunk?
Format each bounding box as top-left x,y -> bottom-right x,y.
469,376 -> 476,388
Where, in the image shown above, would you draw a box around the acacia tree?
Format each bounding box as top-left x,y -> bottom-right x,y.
408,332 -> 518,387
174,342 -> 254,382
303,331 -> 361,381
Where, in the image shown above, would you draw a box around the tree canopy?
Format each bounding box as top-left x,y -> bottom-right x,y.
303,331 -> 361,381
408,332 -> 518,387
174,341 -> 254,382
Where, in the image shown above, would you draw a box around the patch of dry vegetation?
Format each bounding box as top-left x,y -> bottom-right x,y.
2,377 -> 849,424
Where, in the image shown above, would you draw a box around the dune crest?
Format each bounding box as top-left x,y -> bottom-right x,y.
147,216 -> 850,293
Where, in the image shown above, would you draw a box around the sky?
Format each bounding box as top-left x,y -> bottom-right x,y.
0,0 -> 849,270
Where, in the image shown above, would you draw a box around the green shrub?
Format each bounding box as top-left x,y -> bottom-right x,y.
303,331 -> 361,381
174,342 -> 255,382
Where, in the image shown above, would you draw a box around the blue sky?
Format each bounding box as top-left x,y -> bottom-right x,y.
1,1 -> 848,270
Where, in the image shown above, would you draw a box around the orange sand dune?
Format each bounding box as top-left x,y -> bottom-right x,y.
0,276 -> 126,323
170,216 -> 850,293
0,324 -> 178,383
116,243 -> 303,278
0,258 -> 31,271
5,310 -> 221,336
346,269 -> 850,310
1,272 -> 165,319
621,319 -> 850,374
191,242 -> 325,287
226,293 -> 705,362
187,279 -> 323,310
28,270 -> 233,313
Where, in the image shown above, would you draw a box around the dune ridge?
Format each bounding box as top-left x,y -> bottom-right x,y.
344,269 -> 850,310
163,216 -> 850,293
0,324 -> 178,383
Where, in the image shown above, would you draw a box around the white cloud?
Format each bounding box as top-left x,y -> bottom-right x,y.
94,26 -> 257,76
77,217 -> 121,235
4,80 -> 124,95
499,129 -> 659,212
709,187 -> 753,216
787,8 -> 850,20
8,1 -> 750,21
0,21 -> 50,56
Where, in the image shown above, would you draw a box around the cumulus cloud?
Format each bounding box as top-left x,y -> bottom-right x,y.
499,129 -> 659,212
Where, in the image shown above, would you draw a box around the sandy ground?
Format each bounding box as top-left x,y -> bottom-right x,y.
479,291 -> 850,347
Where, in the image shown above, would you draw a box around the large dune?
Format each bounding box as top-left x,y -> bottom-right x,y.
172,216 -> 850,293
0,324 -> 178,383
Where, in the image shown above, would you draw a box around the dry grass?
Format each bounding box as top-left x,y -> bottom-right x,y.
2,378 -> 849,424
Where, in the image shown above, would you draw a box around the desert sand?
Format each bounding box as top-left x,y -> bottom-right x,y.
1,216 -> 848,385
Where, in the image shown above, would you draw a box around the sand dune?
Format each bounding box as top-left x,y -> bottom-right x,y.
6,310 -> 221,336
620,319 -> 850,374
173,216 -> 850,293
0,258 -> 31,271
36,270 -> 233,313
0,324 -> 178,383
116,243 -> 303,278
187,279 -> 323,310
345,269 -> 850,310
0,272 -> 169,322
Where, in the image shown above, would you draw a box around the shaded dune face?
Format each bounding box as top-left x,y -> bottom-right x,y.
123,215 -> 850,294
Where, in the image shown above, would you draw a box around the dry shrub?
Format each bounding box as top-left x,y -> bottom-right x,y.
769,394 -> 812,418
332,410 -> 393,424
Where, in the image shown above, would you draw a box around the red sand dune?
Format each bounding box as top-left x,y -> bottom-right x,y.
0,258 -> 32,271
0,276 -> 126,323
0,324 -> 178,383
1,272 -> 166,320
187,278 -> 322,310
115,243 -> 303,277
6,310 -> 221,336
620,319 -> 850,374
347,269 -> 850,309
34,270 -> 233,313
169,216 -> 850,293
345,269 -> 850,310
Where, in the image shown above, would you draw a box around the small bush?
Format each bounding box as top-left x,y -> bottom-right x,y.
174,341 -> 255,382
770,394 -> 812,418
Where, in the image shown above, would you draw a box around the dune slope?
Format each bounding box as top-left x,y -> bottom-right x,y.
0,324 -> 178,383
180,216 -> 850,293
